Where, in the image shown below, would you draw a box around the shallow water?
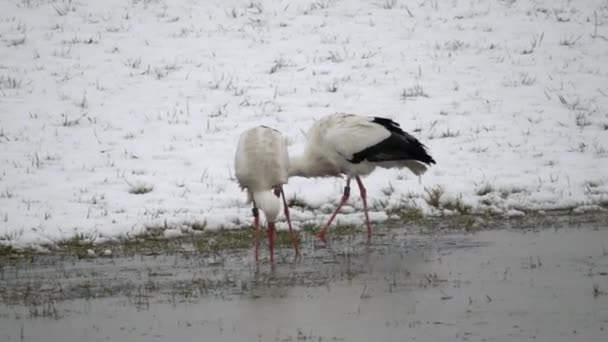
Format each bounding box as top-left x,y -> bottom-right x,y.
1,225 -> 608,342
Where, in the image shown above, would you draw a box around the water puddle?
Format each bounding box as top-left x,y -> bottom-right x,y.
1,225 -> 608,341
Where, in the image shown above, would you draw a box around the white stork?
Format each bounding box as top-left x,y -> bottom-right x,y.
289,113 -> 436,242
235,126 -> 299,262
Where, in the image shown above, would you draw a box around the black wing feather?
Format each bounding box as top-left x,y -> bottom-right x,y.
349,117 -> 436,165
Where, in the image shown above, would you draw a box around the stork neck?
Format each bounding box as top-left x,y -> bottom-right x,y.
288,154 -> 308,177
289,153 -> 339,178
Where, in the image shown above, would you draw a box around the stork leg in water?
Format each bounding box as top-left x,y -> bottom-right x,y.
317,176 -> 372,243
252,205 -> 260,262
355,176 -> 372,240
273,187 -> 300,257
252,188 -> 298,264
249,195 -> 274,263
317,177 -> 351,243
267,222 -> 275,263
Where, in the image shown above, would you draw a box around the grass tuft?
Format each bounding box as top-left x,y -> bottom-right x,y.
124,57 -> 142,69
308,1 -> 334,12
376,0 -> 398,9
269,58 -> 287,74
191,221 -> 207,231
442,194 -> 471,214
28,300 -> 61,320
128,182 -> 154,194
288,194 -> 315,211
442,39 -> 468,51
53,233 -> 96,258
519,73 -> 536,86
8,36 -> 26,47
381,182 -> 395,196
401,84 -> 428,100
439,128 -> 460,138
61,112 -> 88,127
521,32 -> 543,54
593,284 -> 607,298
575,111 -> 592,127
424,186 -> 444,209
0,75 -> 22,89
327,50 -> 346,63
559,35 -> 582,46
476,183 -> 495,196
0,244 -> 19,257
388,198 -> 423,221
499,186 -> 526,199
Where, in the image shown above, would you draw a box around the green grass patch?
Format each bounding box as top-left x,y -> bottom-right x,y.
331,224 -> 359,236
52,233 -> 96,258
4,208 -> 607,264
194,228 -> 299,255
118,233 -> 183,256
194,229 -> 253,255
300,223 -> 358,236
388,203 -> 424,221
455,215 -> 478,231
0,244 -> 18,257
274,230 -> 299,248
0,244 -> 39,265
10,227 -> 298,261
386,195 -> 424,221
301,223 -> 320,234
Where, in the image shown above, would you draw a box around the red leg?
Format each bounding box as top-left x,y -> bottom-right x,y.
280,187 -> 299,256
252,206 -> 260,262
268,222 -> 275,263
355,176 -> 372,241
318,177 -> 351,243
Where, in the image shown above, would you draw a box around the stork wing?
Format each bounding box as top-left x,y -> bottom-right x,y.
323,117 -> 391,161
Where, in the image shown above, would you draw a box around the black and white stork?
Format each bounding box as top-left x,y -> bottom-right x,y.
288,113 -> 435,242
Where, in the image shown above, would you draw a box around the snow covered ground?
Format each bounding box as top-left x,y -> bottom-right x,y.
1,0 -> 607,247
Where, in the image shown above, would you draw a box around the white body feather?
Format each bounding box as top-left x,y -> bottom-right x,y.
289,113 -> 428,178
234,126 -> 289,223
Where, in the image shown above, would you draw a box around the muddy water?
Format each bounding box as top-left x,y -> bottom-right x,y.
1,225 -> 608,342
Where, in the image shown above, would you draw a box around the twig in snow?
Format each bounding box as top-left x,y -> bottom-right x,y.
591,11 -> 608,42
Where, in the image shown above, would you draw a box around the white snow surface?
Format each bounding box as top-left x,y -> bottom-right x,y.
1,0 -> 607,247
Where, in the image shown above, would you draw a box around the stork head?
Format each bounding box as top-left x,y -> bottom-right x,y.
252,190 -> 281,224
